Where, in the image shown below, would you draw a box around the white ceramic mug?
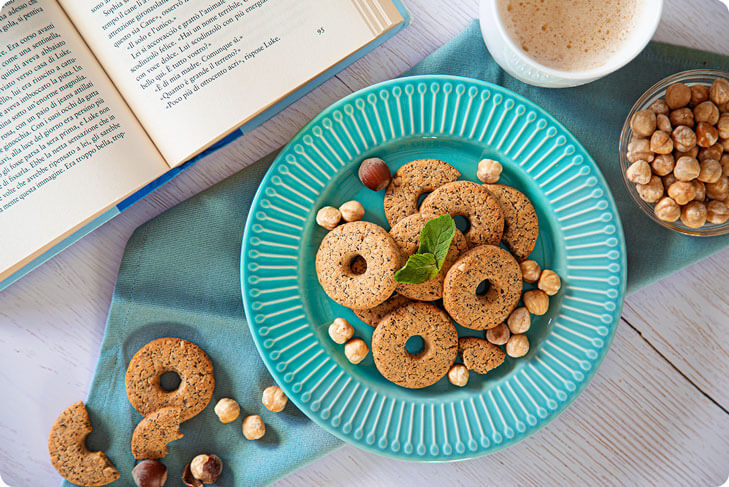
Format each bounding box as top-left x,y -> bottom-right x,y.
479,0 -> 664,88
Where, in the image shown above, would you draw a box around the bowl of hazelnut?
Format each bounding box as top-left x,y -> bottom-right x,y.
620,69 -> 729,235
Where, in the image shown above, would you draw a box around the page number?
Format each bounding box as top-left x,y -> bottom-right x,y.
316,26 -> 325,35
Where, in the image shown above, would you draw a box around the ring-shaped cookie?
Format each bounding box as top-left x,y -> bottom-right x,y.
485,184 -> 539,261
443,245 -> 522,330
125,337 -> 215,422
315,221 -> 400,309
372,302 -> 458,389
389,214 -> 468,301
420,181 -> 504,247
383,159 -> 461,226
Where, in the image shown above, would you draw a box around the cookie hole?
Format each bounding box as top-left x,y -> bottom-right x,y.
417,192 -> 432,209
160,371 -> 182,392
476,280 -> 491,296
349,255 -> 367,275
405,335 -> 425,355
454,215 -> 470,233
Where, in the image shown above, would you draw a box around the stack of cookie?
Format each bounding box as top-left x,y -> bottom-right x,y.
316,158 -> 559,390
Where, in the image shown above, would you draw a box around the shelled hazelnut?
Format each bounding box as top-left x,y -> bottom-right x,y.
650,130 -> 673,154
627,137 -> 654,163
506,334 -> 530,358
694,101 -> 720,125
699,143 -> 723,161
214,398 -> 240,423
707,200 -> 729,224
242,415 -> 266,440
651,154 -> 675,176
698,159 -> 722,183
486,323 -> 510,345
672,125 -> 697,152
328,317 -> 354,344
344,338 -> 369,364
693,180 -> 706,202
691,84 -> 710,106
316,206 -> 341,230
339,200 -> 365,222
523,290 -> 549,316
189,455 -> 222,484
630,110 -> 656,137
636,175 -> 664,203
654,197 -> 681,222
656,114 -> 672,133
674,156 -> 700,181
538,269 -> 561,296
262,386 -> 288,412
507,307 -> 530,334
680,201 -> 707,228
447,364 -> 469,387
669,108 -> 694,128
649,99 -> 670,115
667,181 -> 696,205
666,82 -> 691,109
710,78 -> 729,106
696,122 -> 719,148
519,260 -> 541,283
477,158 -> 503,183
626,160 -> 651,184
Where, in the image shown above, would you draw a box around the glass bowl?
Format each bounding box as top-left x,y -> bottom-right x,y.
619,69 -> 729,236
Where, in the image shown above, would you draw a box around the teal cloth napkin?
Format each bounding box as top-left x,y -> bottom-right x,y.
67,20 -> 729,487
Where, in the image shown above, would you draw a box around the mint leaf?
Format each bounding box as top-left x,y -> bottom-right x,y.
418,214 -> 456,268
394,253 -> 439,284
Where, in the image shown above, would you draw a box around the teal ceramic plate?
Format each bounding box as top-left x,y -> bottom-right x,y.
241,75 -> 626,461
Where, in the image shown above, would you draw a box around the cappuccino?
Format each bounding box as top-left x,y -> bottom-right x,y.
497,0 -> 639,72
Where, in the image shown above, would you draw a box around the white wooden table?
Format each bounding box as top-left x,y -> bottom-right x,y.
2,1 -> 729,486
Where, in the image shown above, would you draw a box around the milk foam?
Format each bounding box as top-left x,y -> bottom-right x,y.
497,0 -> 639,72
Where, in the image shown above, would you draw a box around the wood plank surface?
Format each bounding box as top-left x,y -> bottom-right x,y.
1,0 -> 729,486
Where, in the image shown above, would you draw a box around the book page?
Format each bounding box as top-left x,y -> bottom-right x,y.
0,0 -> 168,281
59,0 -> 404,165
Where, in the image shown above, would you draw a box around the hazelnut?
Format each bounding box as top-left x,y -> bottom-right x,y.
663,173 -> 678,188
696,122 -> 719,148
667,181 -> 696,205
447,364 -> 469,387
718,113 -> 729,139
358,157 -> 391,191
627,137 -> 654,163
674,156 -> 700,181
339,200 -> 364,222
538,269 -> 561,296
676,146 -> 699,159
190,454 -> 222,484
486,323 -> 511,345
344,338 -> 369,364
316,206 -> 341,230
666,82 -> 692,109
132,460 -> 167,487
720,153 -> 729,176
694,101 -> 720,125
690,84 -> 710,106
262,385 -> 288,412
699,143 -> 723,161
328,317 -> 354,344
636,175 -> 664,203
706,176 -> 729,200
707,200 -> 729,224
698,159 -> 723,184
506,334 -> 530,358
721,101 -> 729,113
680,201 -> 707,228
654,197 -> 681,222
183,464 -> 203,487
520,260 -> 541,283
656,113 -> 672,133
214,398 -> 240,424
720,138 -> 729,152
523,289 -> 549,315
630,109 -> 657,137
625,160 -> 651,184
651,154 -> 675,177
669,108 -> 694,128
672,125 -> 697,152
693,180 -> 706,202
507,307 -> 531,334
710,78 -> 729,106
477,158 -> 503,184
649,130 -> 673,154
649,98 -> 670,115
242,415 -> 266,440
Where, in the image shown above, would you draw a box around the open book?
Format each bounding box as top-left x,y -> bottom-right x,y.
0,0 -> 407,288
